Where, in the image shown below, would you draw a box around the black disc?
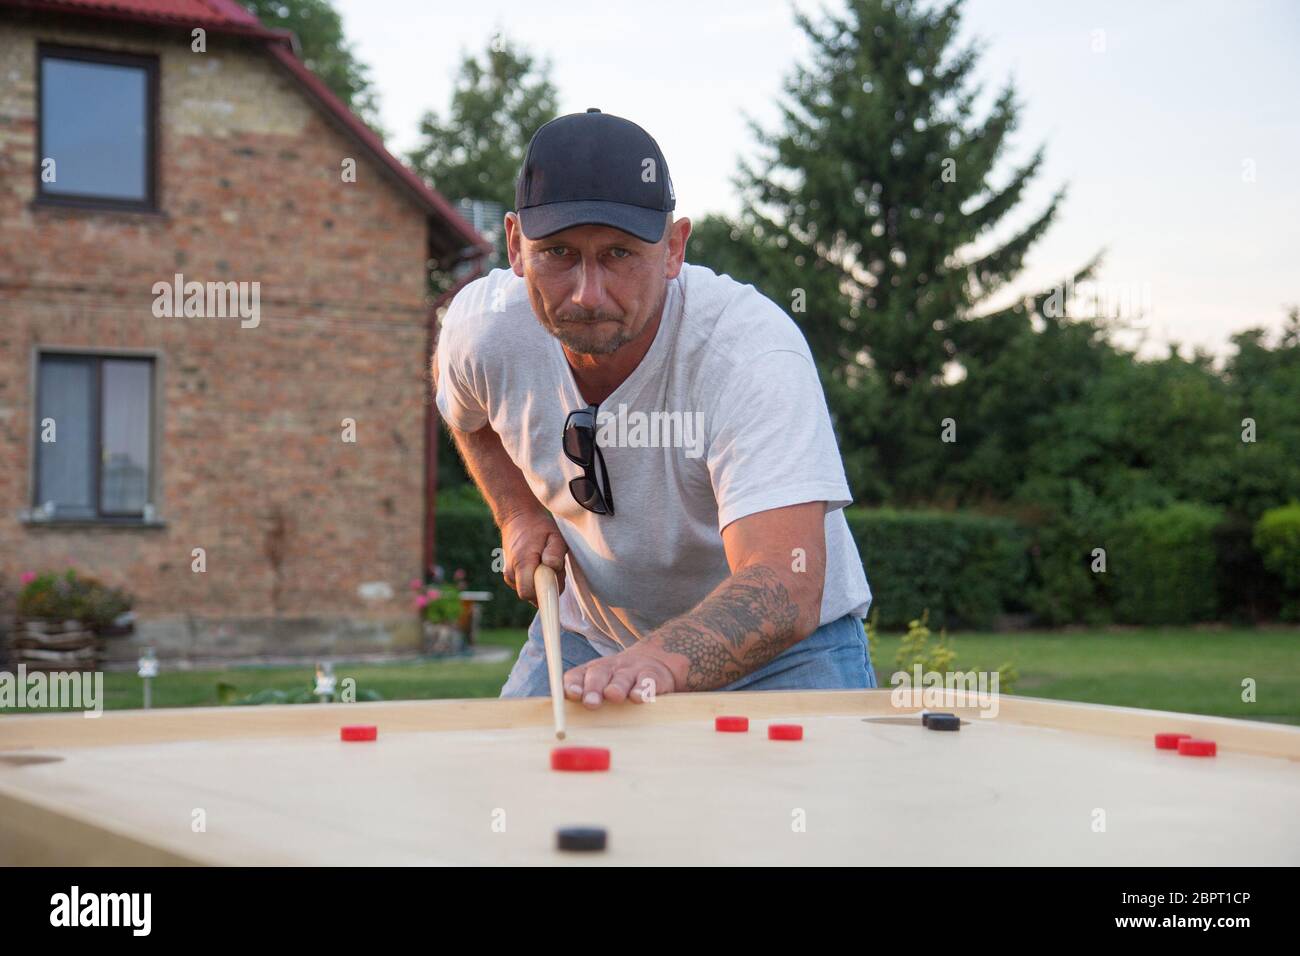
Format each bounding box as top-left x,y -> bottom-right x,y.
557,826 -> 607,851
926,714 -> 961,731
921,711 -> 956,727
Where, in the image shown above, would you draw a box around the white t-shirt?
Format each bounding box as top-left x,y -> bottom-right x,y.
436,262 -> 872,653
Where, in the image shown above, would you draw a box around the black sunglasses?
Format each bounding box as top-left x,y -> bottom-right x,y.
563,404 -> 614,516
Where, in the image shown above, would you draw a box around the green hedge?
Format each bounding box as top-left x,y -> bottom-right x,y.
844,508 -> 1030,630
1022,520 -> 1112,628
1254,502 -> 1300,619
435,489 -> 1290,631
1214,511 -> 1281,624
1103,502 -> 1224,625
438,500 -> 1030,633
1254,503 -> 1300,587
434,499 -> 536,629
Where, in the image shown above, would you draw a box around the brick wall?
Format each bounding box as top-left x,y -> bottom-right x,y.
0,17 -> 434,658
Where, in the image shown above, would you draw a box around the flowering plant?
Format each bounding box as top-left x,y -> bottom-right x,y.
17,569 -> 133,630
411,575 -> 462,625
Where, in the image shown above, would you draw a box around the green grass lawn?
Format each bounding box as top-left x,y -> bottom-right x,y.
3,627 -> 1297,724
873,628 -> 1300,725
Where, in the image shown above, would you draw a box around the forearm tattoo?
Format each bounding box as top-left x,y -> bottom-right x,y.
657,565 -> 802,691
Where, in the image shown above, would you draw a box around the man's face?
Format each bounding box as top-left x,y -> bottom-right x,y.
505,215 -> 689,356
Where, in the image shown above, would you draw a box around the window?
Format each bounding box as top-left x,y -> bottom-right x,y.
37,45 -> 158,209
34,354 -> 156,521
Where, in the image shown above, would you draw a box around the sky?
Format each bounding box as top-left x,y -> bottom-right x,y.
335,0 -> 1300,362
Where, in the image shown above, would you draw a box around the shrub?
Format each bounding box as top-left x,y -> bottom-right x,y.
1254,503 -> 1300,619
1254,503 -> 1300,588
440,499 -> 1033,632
434,496 -> 534,629
1019,518 -> 1114,628
886,609 -> 1018,693
1214,511 -> 1281,623
1103,503 -> 1224,625
845,508 -> 1029,629
894,610 -> 956,675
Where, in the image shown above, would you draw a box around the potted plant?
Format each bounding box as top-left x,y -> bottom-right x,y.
14,569 -> 134,671
413,574 -> 465,657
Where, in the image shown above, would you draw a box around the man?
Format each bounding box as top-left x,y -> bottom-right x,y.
435,109 -> 875,708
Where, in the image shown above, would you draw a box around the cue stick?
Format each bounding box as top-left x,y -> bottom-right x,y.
534,564 -> 567,740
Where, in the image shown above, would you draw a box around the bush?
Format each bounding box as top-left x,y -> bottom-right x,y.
1214,511 -> 1282,623
16,569 -> 133,630
1103,503 -> 1224,625
1023,522 -> 1111,627
1254,502 -> 1300,619
894,609 -> 956,674
1254,503 -> 1300,587
845,508 -> 1029,629
440,500 -> 1032,633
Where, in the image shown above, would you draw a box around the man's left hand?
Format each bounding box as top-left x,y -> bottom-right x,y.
563,641 -> 681,708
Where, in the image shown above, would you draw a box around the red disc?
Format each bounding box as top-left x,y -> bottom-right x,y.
768,723 -> 803,741
551,746 -> 611,771
340,725 -> 377,742
1154,732 -> 1192,750
715,716 -> 749,732
1177,738 -> 1216,757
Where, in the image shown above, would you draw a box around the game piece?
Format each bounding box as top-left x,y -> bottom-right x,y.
1177,738 -> 1217,757
340,725 -> 377,742
926,714 -> 961,731
715,716 -> 749,732
551,746 -> 611,771
922,711 -> 956,728
768,723 -> 803,741
1155,732 -> 1192,750
557,827 -> 607,852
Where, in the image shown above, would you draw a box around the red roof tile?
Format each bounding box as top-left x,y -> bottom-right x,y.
6,0 -> 260,27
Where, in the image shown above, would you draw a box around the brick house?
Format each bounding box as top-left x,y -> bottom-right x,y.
0,0 -> 489,662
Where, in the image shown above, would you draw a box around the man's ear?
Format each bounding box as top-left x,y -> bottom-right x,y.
664,217 -> 692,280
504,212 -> 526,277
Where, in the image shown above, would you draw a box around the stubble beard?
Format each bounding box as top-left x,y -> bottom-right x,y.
547,310 -> 637,356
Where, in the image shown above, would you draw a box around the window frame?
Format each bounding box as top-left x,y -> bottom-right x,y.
35,43 -> 160,213
30,348 -> 164,525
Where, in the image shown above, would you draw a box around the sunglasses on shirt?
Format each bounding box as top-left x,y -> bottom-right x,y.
563,404 -> 615,516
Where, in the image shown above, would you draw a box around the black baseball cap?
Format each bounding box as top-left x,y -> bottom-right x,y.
515,108 -> 676,244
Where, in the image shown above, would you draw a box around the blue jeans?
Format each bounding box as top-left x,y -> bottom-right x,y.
499,612 -> 877,697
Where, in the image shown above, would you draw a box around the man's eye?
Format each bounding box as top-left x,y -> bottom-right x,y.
609,248 -> 631,259
546,247 -> 569,257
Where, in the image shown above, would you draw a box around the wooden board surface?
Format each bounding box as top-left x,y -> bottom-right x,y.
2,691 -> 1298,865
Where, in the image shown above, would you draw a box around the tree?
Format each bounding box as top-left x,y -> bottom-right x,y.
407,33 -> 558,218
689,0 -> 1087,504
409,34 -> 558,487
1221,307 -> 1300,518
240,0 -> 383,133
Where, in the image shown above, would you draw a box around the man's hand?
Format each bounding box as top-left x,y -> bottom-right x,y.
440,420 -> 564,606
501,510 -> 568,605
563,641 -> 682,708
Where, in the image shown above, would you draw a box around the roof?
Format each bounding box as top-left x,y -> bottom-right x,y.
46,0 -> 261,27
2,0 -> 490,263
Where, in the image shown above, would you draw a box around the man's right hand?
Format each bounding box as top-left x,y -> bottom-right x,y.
501,510 -> 568,605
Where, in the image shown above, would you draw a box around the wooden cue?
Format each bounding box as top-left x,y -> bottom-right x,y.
533,564 -> 566,740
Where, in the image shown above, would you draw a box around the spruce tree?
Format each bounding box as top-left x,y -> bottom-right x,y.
689,0 -> 1083,502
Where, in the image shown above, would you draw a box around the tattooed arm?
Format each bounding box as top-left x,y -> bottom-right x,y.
562,501 -> 828,707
